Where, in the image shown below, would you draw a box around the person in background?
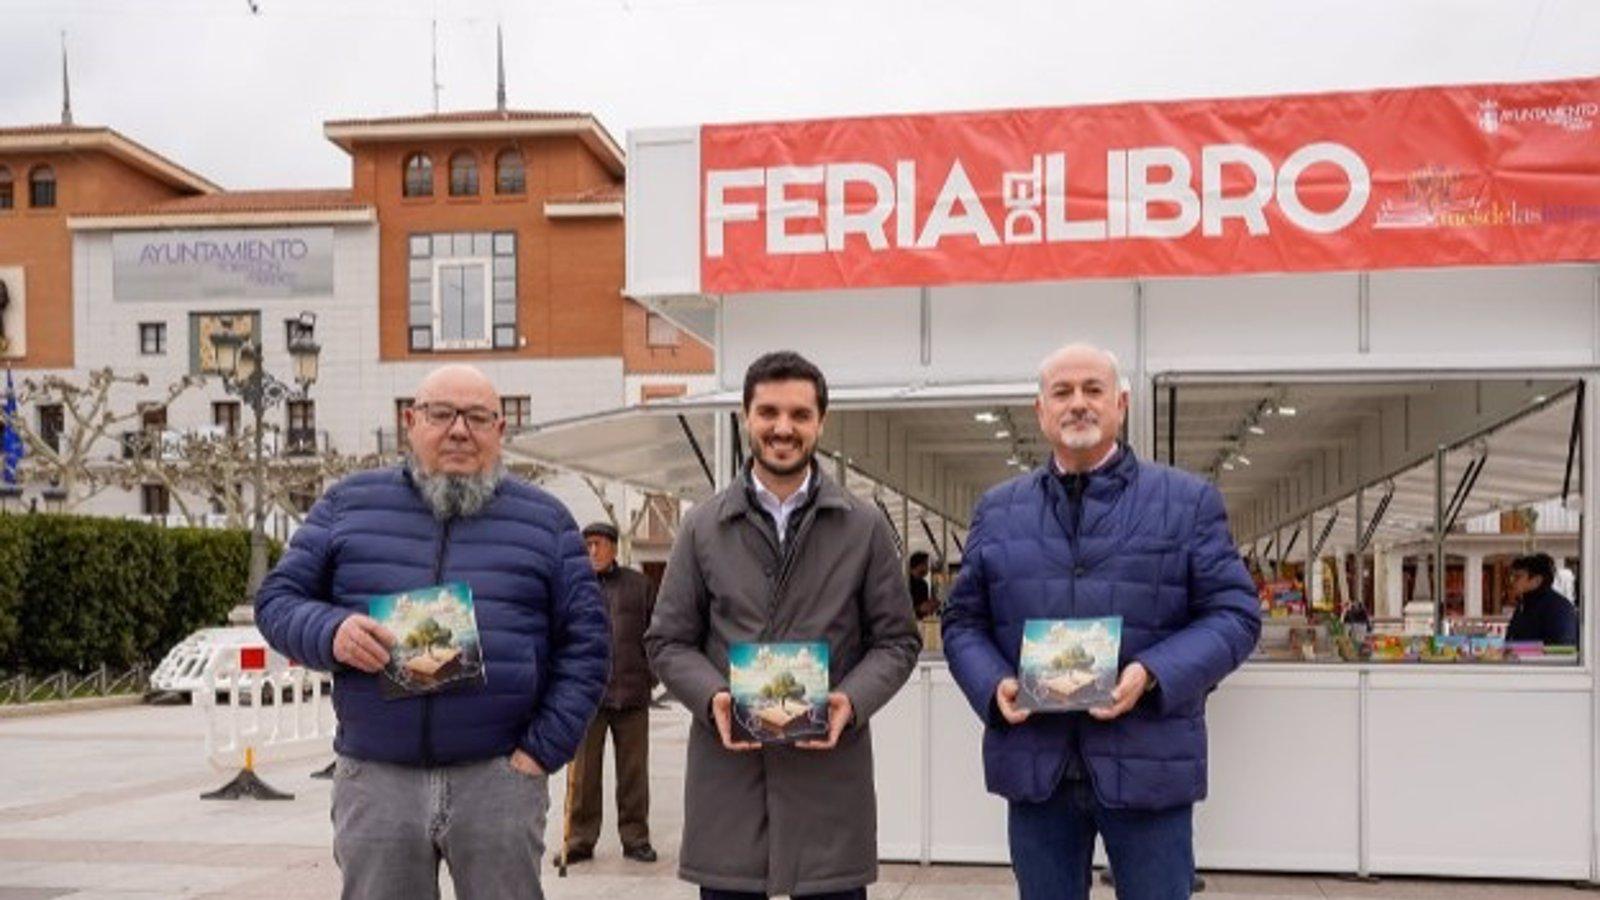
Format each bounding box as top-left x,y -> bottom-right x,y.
1505,552 -> 1578,646
908,551 -> 939,619
564,521 -> 659,864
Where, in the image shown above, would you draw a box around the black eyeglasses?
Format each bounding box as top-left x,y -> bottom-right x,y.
413,403 -> 501,432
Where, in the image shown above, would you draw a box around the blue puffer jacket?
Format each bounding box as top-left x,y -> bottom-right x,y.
255,467 -> 610,772
942,447 -> 1260,810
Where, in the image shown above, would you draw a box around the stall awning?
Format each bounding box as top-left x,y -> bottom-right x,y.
507,380 -> 1040,522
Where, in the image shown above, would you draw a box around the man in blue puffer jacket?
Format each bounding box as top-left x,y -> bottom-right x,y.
256,364 -> 609,900
943,344 -> 1260,900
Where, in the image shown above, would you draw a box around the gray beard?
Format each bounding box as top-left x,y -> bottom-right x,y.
408,459 -> 505,521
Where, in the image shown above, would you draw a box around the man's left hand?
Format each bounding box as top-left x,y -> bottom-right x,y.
796,692 -> 854,750
509,748 -> 545,777
1089,662 -> 1153,722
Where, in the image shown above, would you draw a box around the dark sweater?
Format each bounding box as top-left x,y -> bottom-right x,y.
1505,585 -> 1578,646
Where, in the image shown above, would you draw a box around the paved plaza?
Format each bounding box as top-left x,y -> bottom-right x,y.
0,700 -> 1589,899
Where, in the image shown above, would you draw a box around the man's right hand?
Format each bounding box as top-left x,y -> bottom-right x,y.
995,677 -> 1032,725
333,615 -> 396,673
710,690 -> 762,752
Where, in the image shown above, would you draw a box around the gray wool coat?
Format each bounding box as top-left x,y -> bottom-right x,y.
644,467 -> 921,896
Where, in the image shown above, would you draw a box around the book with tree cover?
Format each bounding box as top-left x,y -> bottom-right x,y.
368,583 -> 485,699
728,641 -> 830,743
1017,617 -> 1122,712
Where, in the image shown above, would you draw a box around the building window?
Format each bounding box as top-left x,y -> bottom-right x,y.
0,166 -> 12,210
212,401 -> 240,437
141,484 -> 170,517
646,313 -> 681,348
38,404 -> 63,452
393,398 -> 413,454
286,400 -> 316,455
438,262 -> 490,347
407,232 -> 517,351
28,165 -> 55,208
449,152 -> 479,197
403,153 -> 433,198
501,395 -> 531,432
139,322 -> 166,355
495,150 -> 525,195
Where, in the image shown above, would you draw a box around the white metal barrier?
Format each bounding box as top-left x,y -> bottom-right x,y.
195,644 -> 335,774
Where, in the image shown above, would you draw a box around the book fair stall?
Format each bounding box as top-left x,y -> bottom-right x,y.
512,75 -> 1600,880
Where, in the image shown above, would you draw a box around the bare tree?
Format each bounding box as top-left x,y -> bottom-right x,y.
1,368 -> 202,511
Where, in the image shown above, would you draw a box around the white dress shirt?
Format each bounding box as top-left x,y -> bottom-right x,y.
750,466 -> 815,546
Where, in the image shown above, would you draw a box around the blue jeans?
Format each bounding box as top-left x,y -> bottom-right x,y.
1008,778 -> 1193,900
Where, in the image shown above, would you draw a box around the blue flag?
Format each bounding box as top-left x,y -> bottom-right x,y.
2,368 -> 22,486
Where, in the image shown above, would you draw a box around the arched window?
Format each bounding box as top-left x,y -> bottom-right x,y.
0,166 -> 12,210
403,153 -> 433,198
29,165 -> 55,209
495,149 -> 525,195
449,152 -> 479,197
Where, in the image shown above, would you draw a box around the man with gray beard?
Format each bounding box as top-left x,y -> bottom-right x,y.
256,364 -> 610,900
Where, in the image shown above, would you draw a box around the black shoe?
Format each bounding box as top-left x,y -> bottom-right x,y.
563,846 -> 594,863
622,843 -> 658,863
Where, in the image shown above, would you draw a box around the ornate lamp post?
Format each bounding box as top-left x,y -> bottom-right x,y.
209,313 -> 321,602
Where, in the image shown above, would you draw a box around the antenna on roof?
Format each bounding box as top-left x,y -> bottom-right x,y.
495,23 -> 507,113
431,17 -> 443,113
59,31 -> 73,126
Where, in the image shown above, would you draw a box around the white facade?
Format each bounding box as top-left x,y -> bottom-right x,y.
54,215 -> 626,529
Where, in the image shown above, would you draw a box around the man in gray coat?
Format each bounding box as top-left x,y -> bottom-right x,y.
645,350 -> 922,900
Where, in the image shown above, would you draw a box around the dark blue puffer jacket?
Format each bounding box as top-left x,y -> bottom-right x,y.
942,447 -> 1260,810
254,467 -> 610,772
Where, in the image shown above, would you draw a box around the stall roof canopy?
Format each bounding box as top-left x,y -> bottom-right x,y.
508,382 -> 1038,522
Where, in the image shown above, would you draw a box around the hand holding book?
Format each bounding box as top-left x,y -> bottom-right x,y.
711,691 -> 762,752
795,692 -> 853,750
334,615 -> 397,673
1087,661 -> 1152,721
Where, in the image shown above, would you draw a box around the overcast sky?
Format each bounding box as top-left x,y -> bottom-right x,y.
3,0 -> 1598,191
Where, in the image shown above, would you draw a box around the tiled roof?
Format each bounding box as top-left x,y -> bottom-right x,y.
323,109 -> 589,128
77,189 -> 364,218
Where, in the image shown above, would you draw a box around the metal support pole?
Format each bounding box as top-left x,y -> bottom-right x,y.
246,390 -> 267,601
1354,485 -> 1365,616
1434,445 -> 1447,636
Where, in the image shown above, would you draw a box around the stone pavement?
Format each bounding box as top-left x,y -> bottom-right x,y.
0,701 -> 1587,899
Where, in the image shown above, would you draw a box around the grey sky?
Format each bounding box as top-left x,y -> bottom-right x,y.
2,0 -> 1598,191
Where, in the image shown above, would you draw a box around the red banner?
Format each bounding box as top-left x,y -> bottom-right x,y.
701,77 -> 1600,293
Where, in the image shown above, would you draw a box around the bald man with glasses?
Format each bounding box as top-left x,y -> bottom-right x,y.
256,364 -> 611,900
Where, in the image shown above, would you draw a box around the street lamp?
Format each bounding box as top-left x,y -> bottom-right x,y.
209,313 -> 321,605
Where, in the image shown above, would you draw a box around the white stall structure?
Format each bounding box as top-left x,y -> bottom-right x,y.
516,77 -> 1599,881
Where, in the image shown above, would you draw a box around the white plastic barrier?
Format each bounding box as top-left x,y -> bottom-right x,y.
195,644 -> 335,772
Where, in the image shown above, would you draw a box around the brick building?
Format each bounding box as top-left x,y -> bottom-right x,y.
1,110 -> 711,541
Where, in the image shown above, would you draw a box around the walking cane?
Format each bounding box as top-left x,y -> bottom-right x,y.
559,754 -> 579,878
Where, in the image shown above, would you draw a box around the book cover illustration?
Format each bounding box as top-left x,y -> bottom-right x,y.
728,641 -> 830,744
368,582 -> 485,700
1017,617 -> 1122,712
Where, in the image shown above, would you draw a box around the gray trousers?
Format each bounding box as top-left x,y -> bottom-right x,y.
332,755 -> 548,900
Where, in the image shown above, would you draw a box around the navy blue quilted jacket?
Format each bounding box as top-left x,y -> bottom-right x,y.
254,467 -> 610,772
942,447 -> 1260,810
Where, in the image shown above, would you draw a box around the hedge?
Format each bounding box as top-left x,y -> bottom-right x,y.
0,515 -> 270,673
